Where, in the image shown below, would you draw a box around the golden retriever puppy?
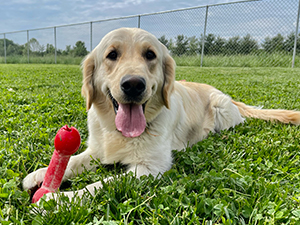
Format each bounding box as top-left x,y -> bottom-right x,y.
23,27 -> 300,202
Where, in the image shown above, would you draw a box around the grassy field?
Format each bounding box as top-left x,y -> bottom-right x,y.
0,55 -> 83,65
1,53 -> 299,68
1,64 -> 300,224
173,53 -> 300,68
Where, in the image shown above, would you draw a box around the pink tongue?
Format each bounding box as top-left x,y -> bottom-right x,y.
115,103 -> 146,138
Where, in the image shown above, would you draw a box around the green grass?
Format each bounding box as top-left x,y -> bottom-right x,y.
1,64 -> 300,224
0,55 -> 83,65
173,53 -> 300,68
1,53 -> 299,68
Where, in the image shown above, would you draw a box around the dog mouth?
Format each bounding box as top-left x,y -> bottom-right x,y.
109,91 -> 120,114
108,91 -> 147,114
108,90 -> 147,138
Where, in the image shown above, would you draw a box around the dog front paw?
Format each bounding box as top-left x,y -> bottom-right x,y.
23,168 -> 48,194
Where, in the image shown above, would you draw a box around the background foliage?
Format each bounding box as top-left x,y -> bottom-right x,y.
0,38 -> 88,58
1,33 -> 299,58
1,32 -> 299,67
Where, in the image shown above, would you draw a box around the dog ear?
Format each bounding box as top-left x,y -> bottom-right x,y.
162,50 -> 176,109
81,53 -> 95,111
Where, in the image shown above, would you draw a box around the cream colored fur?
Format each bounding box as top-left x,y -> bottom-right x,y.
23,28 -> 300,203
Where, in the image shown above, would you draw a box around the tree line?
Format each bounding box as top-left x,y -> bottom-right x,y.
0,38 -> 88,57
0,33 -> 299,57
159,33 -> 300,56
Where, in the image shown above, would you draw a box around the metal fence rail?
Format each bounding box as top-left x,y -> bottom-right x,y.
0,0 -> 300,67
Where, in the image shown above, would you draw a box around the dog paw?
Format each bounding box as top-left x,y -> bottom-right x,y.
23,168 -> 47,193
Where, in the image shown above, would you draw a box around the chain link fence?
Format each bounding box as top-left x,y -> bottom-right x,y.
0,0 -> 299,67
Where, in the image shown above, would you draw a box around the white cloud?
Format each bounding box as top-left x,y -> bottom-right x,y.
0,0 -> 239,33
43,4 -> 60,11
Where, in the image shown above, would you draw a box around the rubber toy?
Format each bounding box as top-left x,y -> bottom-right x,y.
32,125 -> 81,203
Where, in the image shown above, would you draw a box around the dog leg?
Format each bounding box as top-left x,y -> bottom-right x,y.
210,92 -> 245,132
35,161 -> 168,206
36,176 -> 114,205
23,147 -> 98,191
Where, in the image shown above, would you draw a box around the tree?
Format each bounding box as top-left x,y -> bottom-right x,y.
28,38 -> 43,53
0,39 -> 23,56
199,34 -> 226,55
62,45 -> 72,56
283,32 -> 300,53
46,44 -> 55,55
158,35 -> 169,48
187,36 -> 199,55
168,38 -> 174,53
204,33 -> 216,55
224,36 -> 241,55
73,41 -> 88,57
22,38 -> 44,56
173,35 -> 189,56
213,36 -> 226,55
7,45 -> 20,56
262,34 -> 285,53
262,37 -> 272,53
239,34 -> 258,54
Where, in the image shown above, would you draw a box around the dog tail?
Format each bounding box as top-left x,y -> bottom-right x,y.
231,100 -> 300,125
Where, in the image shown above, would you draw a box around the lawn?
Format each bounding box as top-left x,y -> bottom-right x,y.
0,64 -> 300,224
1,53 -> 299,68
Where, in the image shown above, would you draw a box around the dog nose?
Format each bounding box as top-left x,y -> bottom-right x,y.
121,75 -> 146,98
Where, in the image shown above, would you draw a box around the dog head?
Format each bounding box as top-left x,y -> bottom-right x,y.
81,28 -> 175,138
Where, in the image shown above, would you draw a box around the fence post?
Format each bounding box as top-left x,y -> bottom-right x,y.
138,15 -> 141,28
292,0 -> 300,68
90,22 -> 93,52
27,30 -> 29,63
54,27 -> 57,64
3,34 -> 6,64
200,5 -> 209,67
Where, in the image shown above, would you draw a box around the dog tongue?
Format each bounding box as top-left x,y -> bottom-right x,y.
115,103 -> 146,138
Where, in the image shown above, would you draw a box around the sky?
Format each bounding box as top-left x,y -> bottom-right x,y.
0,0 -> 299,51
0,0 -> 239,33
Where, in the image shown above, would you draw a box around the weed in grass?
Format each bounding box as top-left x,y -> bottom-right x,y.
0,64 -> 300,224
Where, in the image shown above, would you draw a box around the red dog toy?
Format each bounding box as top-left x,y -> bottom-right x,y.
32,125 -> 81,203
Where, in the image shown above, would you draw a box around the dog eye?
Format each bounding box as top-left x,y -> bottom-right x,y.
145,50 -> 156,60
107,51 -> 118,61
